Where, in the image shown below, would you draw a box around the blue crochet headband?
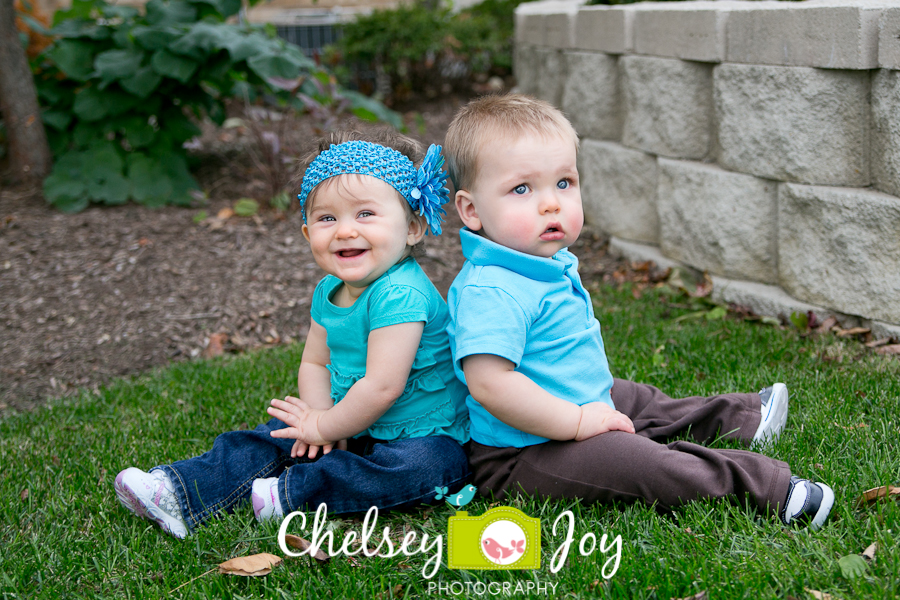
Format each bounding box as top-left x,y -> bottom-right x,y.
298,140 -> 449,235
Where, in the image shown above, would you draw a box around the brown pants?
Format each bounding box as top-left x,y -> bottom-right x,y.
468,379 -> 792,515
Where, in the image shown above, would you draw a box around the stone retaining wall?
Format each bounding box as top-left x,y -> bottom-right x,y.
515,0 -> 900,339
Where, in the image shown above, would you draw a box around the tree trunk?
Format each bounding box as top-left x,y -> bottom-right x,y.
0,0 -> 52,183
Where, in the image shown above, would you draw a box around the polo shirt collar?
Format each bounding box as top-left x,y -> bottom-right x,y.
459,227 -> 570,282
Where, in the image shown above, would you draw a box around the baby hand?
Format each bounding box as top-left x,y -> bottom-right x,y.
290,438 -> 348,460
268,396 -> 330,449
575,402 -> 635,441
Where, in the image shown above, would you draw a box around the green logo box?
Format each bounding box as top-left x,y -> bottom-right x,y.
448,507 -> 541,570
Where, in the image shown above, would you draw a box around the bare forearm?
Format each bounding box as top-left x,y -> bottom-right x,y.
468,369 -> 583,441
316,377 -> 397,441
297,362 -> 334,410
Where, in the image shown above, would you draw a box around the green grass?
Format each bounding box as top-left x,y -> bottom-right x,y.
2,282 -> 899,599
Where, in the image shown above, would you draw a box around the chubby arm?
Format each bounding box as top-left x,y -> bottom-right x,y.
296,319 -> 336,410
463,354 -> 635,441
269,321 -> 425,445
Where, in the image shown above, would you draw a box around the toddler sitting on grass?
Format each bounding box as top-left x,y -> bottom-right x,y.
443,94 -> 834,529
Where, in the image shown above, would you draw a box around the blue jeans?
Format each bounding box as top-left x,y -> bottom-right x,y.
153,418 -> 470,531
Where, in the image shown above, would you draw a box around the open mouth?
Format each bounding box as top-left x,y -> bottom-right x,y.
540,224 -> 565,241
337,249 -> 366,258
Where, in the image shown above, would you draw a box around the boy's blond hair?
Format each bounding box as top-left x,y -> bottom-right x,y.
444,94 -> 579,192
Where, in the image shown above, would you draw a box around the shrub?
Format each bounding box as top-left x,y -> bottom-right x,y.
333,0 -> 535,102
32,0 -> 399,212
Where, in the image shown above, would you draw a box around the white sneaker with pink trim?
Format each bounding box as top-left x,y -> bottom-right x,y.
114,467 -> 188,539
251,477 -> 284,522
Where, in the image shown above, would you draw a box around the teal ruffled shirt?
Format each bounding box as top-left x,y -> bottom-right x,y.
310,257 -> 470,444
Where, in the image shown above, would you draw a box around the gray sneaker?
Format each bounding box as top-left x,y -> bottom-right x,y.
780,476 -> 835,530
752,383 -> 789,448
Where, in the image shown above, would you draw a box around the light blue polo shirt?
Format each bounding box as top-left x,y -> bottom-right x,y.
446,228 -> 615,448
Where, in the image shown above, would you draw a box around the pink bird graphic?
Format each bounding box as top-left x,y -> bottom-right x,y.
482,538 -> 525,561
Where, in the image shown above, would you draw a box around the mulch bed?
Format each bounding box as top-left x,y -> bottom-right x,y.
1,95 -> 633,414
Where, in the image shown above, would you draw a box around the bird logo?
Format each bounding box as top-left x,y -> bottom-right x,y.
434,484 -> 477,509
482,537 -> 525,562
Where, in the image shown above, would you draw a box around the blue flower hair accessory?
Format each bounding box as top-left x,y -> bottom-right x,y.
298,140 -> 449,235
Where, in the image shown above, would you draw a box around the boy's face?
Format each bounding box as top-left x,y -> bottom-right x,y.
455,131 -> 583,258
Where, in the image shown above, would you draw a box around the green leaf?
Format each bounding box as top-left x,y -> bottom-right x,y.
151,49 -> 198,83
168,21 -> 228,59
234,198 -> 259,216
222,31 -> 270,63
101,4 -> 140,19
42,110 -> 73,131
43,152 -> 89,212
50,19 -> 111,40
126,153 -> 174,206
247,52 -> 305,80
119,116 -> 156,148
94,49 -> 145,81
73,121 -> 103,147
838,554 -> 867,579
132,26 -> 181,52
119,66 -> 163,98
47,40 -> 96,81
186,0 -> 242,19
72,87 -> 109,121
144,0 -> 198,26
705,306 -> 728,321
790,311 -> 809,331
343,89 -> 403,129
51,0 -> 95,25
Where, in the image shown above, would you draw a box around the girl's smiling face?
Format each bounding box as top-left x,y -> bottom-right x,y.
302,175 -> 425,302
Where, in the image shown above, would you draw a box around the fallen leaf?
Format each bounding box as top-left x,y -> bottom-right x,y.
838,554 -> 867,578
805,589 -> 839,600
217,207 -> 235,220
865,338 -> 892,348
856,485 -> 900,507
671,592 -> 707,600
815,316 -> 838,334
836,327 -> 870,338
234,198 -> 259,217
862,542 -> 877,561
218,553 -> 281,577
283,534 -> 329,562
20,489 -> 28,501
202,333 -> 228,359
875,344 -> 900,356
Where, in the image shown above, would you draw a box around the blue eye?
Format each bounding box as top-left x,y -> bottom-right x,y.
358,210 -> 374,218
319,215 -> 335,222
513,184 -> 529,195
557,179 -> 569,190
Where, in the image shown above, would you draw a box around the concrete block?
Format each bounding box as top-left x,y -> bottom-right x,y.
715,64 -> 869,186
866,319 -> 900,342
779,183 -> 900,324
632,2 -> 728,63
726,1 -> 884,69
880,7 -> 900,69
513,44 -> 542,97
546,11 -> 577,49
516,9 -> 546,47
658,159 -> 778,283
561,52 -> 621,141
536,47 -> 567,107
621,55 -> 713,160
871,69 -> 900,197
515,0 -> 585,47
710,276 -> 858,326
580,140 -> 658,244
608,237 -> 683,272
574,6 -> 632,54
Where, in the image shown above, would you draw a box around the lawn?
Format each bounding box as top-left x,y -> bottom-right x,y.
2,281 -> 899,599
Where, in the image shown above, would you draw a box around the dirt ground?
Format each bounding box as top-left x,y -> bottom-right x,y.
1,96 -> 629,414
